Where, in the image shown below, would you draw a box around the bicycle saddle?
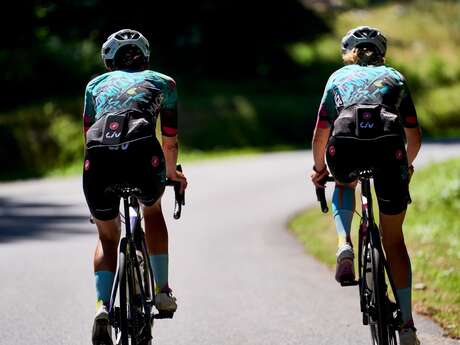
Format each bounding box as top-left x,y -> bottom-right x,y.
105,184 -> 143,198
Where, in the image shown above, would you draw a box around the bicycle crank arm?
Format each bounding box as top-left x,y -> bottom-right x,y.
340,280 -> 359,287
153,311 -> 174,319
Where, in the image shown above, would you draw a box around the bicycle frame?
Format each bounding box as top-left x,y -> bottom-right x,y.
124,195 -> 155,322
357,176 -> 380,321
105,172 -> 185,345
358,175 -> 402,345
316,172 -> 402,344
358,176 -> 401,319
108,192 -> 156,344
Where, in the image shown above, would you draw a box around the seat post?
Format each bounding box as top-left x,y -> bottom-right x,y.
123,197 -> 132,238
360,177 -> 374,224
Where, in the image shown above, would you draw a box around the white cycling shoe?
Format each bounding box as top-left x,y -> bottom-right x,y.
92,304 -> 113,345
335,243 -> 355,284
399,327 -> 421,345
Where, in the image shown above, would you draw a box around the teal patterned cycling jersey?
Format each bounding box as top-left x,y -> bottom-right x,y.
316,64 -> 418,129
83,69 -> 178,137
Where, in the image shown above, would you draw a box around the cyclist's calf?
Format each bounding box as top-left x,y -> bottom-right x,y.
94,217 -> 122,272
95,217 -> 122,244
379,212 -> 411,289
379,212 -> 406,246
143,201 -> 168,254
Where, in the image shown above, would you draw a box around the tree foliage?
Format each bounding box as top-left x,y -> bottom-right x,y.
2,1 -> 329,108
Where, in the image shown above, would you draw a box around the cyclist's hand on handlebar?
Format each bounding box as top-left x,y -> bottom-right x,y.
310,166 -> 329,188
167,170 -> 188,194
408,165 -> 414,183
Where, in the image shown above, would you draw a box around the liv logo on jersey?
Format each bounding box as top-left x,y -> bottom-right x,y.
105,131 -> 121,139
102,114 -> 125,145
360,122 -> 374,129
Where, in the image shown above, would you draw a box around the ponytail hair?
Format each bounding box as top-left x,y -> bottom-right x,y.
342,44 -> 385,66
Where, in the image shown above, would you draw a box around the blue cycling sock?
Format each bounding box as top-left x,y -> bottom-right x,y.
149,254 -> 169,292
332,185 -> 354,248
395,258 -> 413,326
95,271 -> 115,308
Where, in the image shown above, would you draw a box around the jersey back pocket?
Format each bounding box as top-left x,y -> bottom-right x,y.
101,114 -> 127,145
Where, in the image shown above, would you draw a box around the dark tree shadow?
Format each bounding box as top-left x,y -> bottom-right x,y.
0,197 -> 93,243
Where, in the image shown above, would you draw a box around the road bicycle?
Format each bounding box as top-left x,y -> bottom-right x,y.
316,169 -> 402,345
107,166 -> 185,345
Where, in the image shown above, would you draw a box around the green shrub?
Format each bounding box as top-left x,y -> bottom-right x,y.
49,115 -> 84,165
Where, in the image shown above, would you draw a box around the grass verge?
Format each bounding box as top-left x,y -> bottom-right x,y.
289,158 -> 460,338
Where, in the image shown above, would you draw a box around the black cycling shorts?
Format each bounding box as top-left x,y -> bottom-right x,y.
326,135 -> 410,215
83,138 -> 166,221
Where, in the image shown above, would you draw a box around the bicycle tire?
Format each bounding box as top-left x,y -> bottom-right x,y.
126,247 -> 139,345
369,247 -> 391,345
135,229 -> 155,345
118,238 -> 129,345
138,239 -> 154,345
135,229 -> 154,304
358,221 -> 368,325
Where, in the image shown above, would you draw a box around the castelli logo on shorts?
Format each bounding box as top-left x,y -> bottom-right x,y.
151,156 -> 160,167
109,122 -> 119,130
395,149 -> 403,160
84,159 -> 90,171
363,112 -> 372,120
328,145 -> 336,156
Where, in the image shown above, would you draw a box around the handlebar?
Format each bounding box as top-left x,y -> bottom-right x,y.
315,175 -> 334,213
165,164 -> 185,220
315,172 -> 412,213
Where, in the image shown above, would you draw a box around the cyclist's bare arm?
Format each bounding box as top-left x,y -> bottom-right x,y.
312,127 -> 330,171
162,135 -> 180,176
310,127 -> 331,187
162,135 -> 187,193
159,77 -> 188,193
160,122 -> 187,192
404,126 -> 422,166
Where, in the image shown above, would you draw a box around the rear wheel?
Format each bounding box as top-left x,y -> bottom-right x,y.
117,239 -> 129,345
134,230 -> 154,345
368,246 -> 392,345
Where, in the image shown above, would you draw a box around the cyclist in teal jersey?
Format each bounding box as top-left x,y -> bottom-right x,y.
309,26 -> 422,345
82,29 -> 187,345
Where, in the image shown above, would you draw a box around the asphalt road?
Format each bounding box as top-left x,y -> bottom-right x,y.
1,143 -> 459,345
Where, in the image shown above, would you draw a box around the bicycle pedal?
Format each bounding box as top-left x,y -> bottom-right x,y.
154,311 -> 174,319
340,280 -> 359,287
362,313 -> 369,325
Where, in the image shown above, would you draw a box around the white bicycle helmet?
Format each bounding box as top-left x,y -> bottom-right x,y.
341,26 -> 387,56
101,29 -> 150,63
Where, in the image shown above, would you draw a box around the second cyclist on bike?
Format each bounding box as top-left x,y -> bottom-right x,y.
310,26 -> 422,345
